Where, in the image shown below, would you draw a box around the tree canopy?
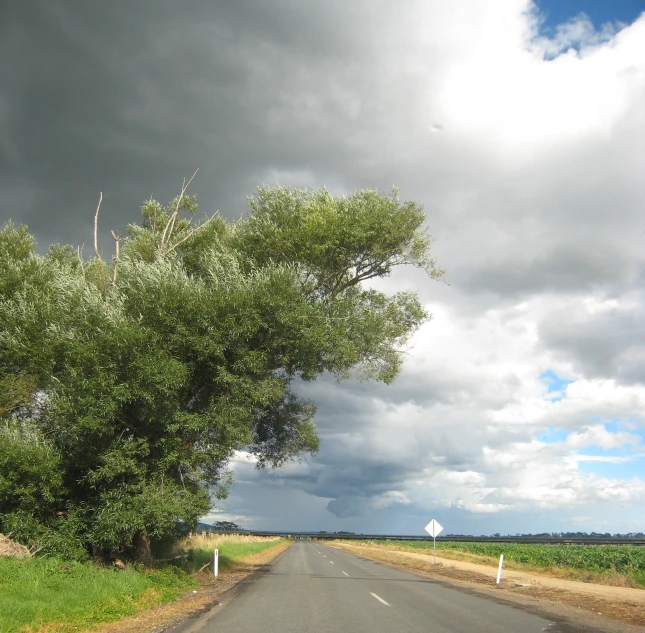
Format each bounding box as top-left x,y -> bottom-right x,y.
0,180 -> 443,562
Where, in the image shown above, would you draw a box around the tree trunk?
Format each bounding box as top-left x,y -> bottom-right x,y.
132,531 -> 154,567
91,544 -> 111,566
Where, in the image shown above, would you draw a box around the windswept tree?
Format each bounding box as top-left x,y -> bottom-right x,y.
0,178 -> 443,563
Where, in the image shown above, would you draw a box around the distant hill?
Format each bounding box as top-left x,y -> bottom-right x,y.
196,522 -> 214,532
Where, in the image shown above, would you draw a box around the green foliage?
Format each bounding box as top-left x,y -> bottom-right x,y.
0,422 -> 90,559
0,182 -> 440,561
0,421 -> 64,515
2,510 -> 90,561
237,186 -> 443,295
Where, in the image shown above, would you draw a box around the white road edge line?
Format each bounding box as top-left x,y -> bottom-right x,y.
342,571 -> 349,576
370,592 -> 390,606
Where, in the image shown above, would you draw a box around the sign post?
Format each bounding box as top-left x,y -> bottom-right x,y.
424,519 -> 443,564
214,548 -> 219,578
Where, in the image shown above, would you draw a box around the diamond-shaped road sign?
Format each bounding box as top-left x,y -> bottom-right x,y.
425,519 -> 443,538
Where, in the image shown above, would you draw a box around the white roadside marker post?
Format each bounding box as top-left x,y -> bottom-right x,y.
424,519 -> 443,565
214,548 -> 219,578
496,554 -> 504,585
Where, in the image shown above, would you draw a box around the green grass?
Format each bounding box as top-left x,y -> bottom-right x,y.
353,540 -> 645,586
0,556 -> 195,633
0,538 -> 287,633
183,539 -> 288,574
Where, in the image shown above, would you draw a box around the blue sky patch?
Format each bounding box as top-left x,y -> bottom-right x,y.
577,454 -> 645,479
540,370 -> 573,401
534,0 -> 645,32
591,417 -> 645,436
574,421 -> 644,478
579,444 -> 635,457
600,418 -> 620,433
538,427 -> 570,443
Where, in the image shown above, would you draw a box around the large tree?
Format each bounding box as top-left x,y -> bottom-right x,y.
0,180 -> 443,562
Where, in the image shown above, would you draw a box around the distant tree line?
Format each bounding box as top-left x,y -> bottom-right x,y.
446,532 -> 645,538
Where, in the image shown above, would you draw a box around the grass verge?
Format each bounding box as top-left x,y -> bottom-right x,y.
179,534 -> 286,574
0,536 -> 287,633
0,557 -> 193,633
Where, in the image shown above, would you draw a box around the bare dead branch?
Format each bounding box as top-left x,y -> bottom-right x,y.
94,192 -> 103,261
155,553 -> 189,562
161,169 -> 199,250
77,245 -> 86,279
150,194 -> 157,232
29,544 -> 43,557
195,559 -> 213,575
111,230 -> 120,287
165,212 -> 218,254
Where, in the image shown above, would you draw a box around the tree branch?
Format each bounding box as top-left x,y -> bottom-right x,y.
165,213 -> 218,254
161,169 -> 199,250
111,231 -> 120,287
94,192 -> 103,261
77,245 -> 86,280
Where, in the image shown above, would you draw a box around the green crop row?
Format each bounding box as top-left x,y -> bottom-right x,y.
366,540 -> 645,578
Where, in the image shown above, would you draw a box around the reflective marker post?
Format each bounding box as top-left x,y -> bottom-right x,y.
496,554 -> 504,585
214,548 -> 219,577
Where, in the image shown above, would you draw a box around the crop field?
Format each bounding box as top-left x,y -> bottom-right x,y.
361,540 -> 645,585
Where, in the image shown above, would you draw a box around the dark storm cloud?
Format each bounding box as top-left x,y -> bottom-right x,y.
0,0 -> 425,251
251,375 -> 510,518
460,243 -> 641,297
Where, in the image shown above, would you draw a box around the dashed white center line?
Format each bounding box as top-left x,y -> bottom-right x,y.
342,571 -> 349,577
329,561 -> 334,564
370,592 -> 390,606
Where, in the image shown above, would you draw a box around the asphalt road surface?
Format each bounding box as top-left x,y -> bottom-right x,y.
183,541 -> 589,633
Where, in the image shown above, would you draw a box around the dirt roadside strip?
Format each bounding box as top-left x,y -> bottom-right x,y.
327,541 -> 645,629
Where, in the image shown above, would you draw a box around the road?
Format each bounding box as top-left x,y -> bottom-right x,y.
182,541 -> 588,633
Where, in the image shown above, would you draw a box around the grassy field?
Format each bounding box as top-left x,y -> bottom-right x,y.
0,535 -> 286,633
349,540 -> 645,586
180,534 -> 286,574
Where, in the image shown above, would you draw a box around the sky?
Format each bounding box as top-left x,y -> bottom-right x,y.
1,0 -> 645,536
538,0 -> 644,32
